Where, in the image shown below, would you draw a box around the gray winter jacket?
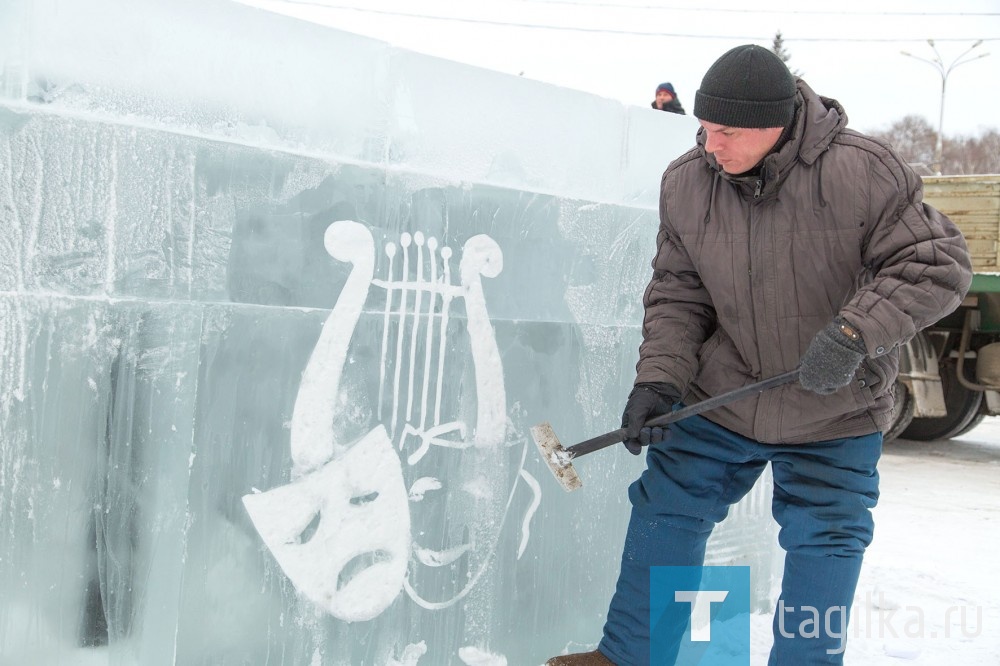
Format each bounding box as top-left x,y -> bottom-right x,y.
635,79 -> 972,443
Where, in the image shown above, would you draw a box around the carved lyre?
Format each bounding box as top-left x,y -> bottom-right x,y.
243,220 -> 510,621
374,229 -> 507,465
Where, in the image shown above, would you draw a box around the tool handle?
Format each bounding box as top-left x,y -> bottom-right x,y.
565,369 -> 800,459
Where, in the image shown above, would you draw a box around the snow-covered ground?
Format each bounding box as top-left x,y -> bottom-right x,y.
749,418 -> 1000,665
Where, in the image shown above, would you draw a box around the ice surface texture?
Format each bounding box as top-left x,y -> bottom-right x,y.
0,1 -> 769,664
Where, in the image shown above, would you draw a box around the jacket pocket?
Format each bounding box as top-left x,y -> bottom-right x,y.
861,350 -> 899,401
697,329 -> 724,365
694,329 -> 754,400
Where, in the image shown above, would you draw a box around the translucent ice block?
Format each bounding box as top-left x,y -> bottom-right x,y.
0,2 -> 775,664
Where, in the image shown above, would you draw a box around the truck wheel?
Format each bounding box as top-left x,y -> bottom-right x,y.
900,358 -> 983,441
884,381 -> 915,442
953,401 -> 987,438
953,413 -> 986,438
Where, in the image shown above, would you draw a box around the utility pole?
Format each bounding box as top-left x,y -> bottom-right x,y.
900,40 -> 989,176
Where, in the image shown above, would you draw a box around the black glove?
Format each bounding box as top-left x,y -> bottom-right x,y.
621,382 -> 680,455
799,318 -> 868,395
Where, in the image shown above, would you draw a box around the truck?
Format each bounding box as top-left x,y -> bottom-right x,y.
886,174 -> 1000,441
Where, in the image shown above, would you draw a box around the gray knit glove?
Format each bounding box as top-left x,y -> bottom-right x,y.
799,318 -> 868,395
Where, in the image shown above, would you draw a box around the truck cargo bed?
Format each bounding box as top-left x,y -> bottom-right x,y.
924,175 -> 1000,273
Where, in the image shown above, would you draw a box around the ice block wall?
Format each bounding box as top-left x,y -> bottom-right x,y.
0,1 -> 776,664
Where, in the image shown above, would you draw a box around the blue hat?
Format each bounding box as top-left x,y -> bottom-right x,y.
656,82 -> 676,95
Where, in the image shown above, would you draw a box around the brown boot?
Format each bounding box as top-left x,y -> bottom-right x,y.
545,649 -> 616,665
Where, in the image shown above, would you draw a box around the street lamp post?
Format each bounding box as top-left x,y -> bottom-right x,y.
900,40 -> 989,176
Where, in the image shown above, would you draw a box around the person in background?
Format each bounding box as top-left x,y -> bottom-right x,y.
651,82 -> 685,114
547,44 -> 971,665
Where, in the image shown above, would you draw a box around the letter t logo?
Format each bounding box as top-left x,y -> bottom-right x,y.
675,590 -> 730,641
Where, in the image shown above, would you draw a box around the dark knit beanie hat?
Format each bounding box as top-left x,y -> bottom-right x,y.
694,45 -> 796,128
656,82 -> 675,95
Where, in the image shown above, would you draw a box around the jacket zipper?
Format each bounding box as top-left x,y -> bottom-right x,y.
747,190 -> 760,374
750,177 -> 763,372
748,178 -> 763,367
748,181 -> 766,438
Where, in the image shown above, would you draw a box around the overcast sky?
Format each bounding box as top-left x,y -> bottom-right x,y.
241,0 -> 998,137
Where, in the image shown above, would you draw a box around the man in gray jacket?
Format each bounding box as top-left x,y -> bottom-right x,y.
547,45 -> 971,665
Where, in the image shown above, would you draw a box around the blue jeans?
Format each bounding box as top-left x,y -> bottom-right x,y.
597,413 -> 881,666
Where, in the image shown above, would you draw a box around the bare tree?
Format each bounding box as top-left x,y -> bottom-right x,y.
869,116 -> 1000,175
942,136 -> 972,175
870,115 -> 938,174
959,129 -> 1000,174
